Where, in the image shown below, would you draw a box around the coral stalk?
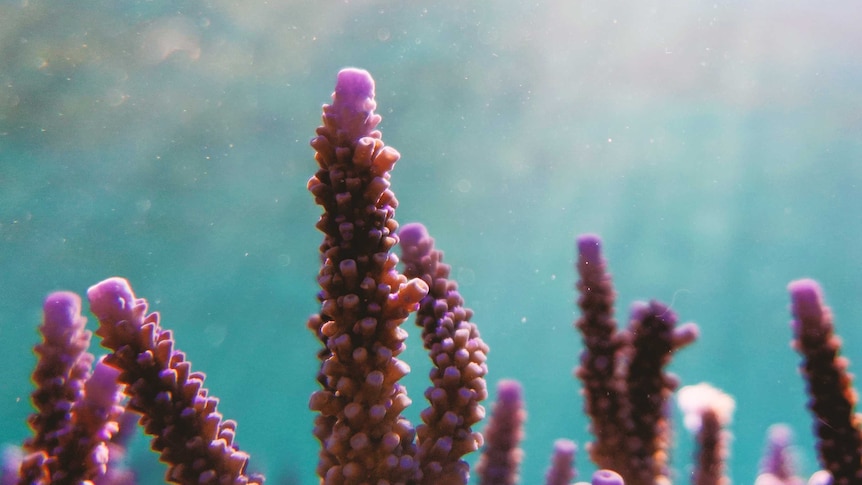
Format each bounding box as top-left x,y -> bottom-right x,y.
573,235 -> 629,476
543,439 -> 576,485
476,380 -> 525,485
677,383 -> 735,485
19,291 -> 93,484
574,234 -> 697,485
622,301 -> 696,485
788,279 -> 862,485
754,424 -> 804,485
399,222 -> 488,484
87,277 -> 260,485
306,68 -> 429,483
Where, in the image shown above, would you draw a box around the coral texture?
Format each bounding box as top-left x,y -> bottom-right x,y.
400,222 -> 489,484
789,279 -> 862,484
306,67 -> 430,484
88,277 -> 260,485
18,292 -> 94,484
475,380 -> 525,485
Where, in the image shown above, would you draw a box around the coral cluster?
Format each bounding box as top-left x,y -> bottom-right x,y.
3,68 -> 862,485
7,279 -> 262,485
306,68 -> 488,485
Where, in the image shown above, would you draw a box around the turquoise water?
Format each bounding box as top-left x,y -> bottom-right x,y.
1,1 -> 861,483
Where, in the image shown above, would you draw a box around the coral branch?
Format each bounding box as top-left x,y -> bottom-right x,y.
476,380 -> 525,485
622,301 -> 693,485
400,222 -> 488,484
307,68 -> 429,484
574,234 -> 697,485
19,291 -> 93,484
788,279 -> 862,485
544,439 -> 576,485
573,235 -> 630,476
87,277 -> 260,485
590,469 -> 625,485
754,424 -> 804,485
678,383 -> 735,485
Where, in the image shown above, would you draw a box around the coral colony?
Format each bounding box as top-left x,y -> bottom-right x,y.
3,67 -> 862,485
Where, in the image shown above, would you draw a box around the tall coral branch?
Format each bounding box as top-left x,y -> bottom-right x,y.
754,424 -> 804,485
574,234 -> 697,485
678,383 -> 735,485
476,380 -> 525,485
543,439 -> 576,485
19,291 -> 93,485
399,222 -> 488,484
307,68 -> 428,484
573,235 -> 631,477
622,301 -> 695,485
87,277 -> 260,485
788,278 -> 862,485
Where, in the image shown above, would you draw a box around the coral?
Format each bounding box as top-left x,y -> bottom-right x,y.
789,279 -> 862,484
475,380 -> 525,485
543,439 -> 576,485
88,277 -> 261,485
5,68 -> 862,485
400,222 -> 489,484
574,234 -> 697,485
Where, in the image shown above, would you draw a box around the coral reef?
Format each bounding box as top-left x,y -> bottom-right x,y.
3,68 -> 861,485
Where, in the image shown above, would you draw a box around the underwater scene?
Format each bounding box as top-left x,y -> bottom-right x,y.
1,1 -> 861,484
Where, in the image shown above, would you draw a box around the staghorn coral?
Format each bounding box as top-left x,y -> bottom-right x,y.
17,292 -> 94,484
476,380 -> 525,485
400,222 -> 489,484
305,67 -> 430,484
88,277 -> 261,485
677,383 -> 735,485
789,279 -> 862,484
574,234 -> 697,485
5,68 -> 862,485
543,439 -> 576,485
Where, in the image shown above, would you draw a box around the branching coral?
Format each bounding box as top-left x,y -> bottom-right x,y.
3,68 -> 862,485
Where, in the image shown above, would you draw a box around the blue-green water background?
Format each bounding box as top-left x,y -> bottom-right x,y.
1,1 -> 861,483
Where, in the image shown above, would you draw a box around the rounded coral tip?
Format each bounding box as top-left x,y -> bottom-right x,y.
87,277 -> 137,322
41,291 -> 85,339
553,438 -> 576,455
577,234 -> 603,265
591,469 -> 625,485
399,222 -> 429,249
335,68 -> 375,103
496,379 -> 523,405
788,278 -> 824,325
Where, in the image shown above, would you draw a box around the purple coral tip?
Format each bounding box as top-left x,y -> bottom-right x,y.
87,277 -> 137,321
399,222 -> 429,248
592,469 -> 625,485
42,291 -> 85,337
577,234 -> 602,265
553,438 -> 576,455
335,68 -> 375,103
788,278 -> 824,324
630,300 -> 675,325
496,379 -> 523,405
767,423 -> 793,448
